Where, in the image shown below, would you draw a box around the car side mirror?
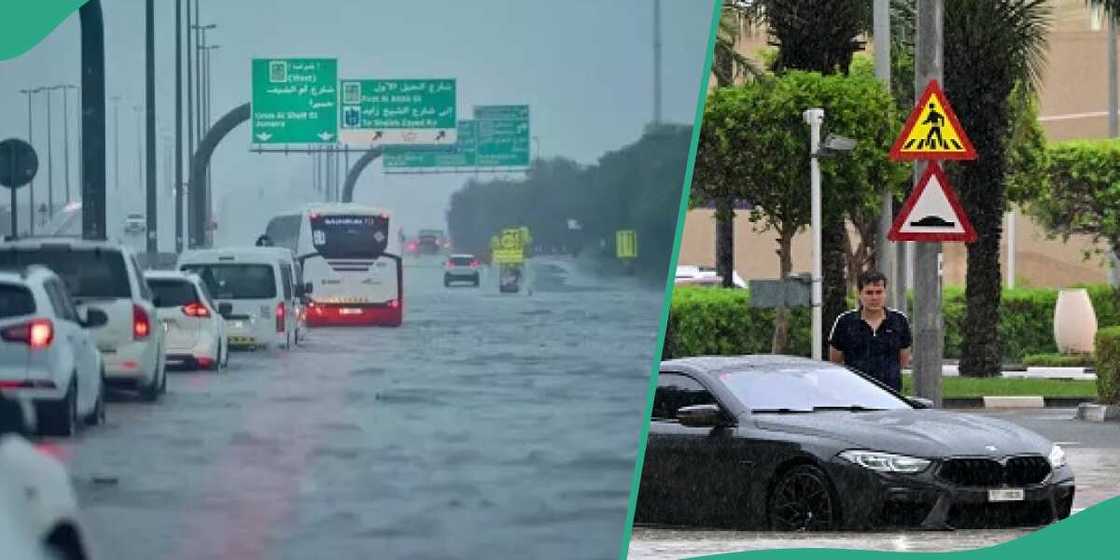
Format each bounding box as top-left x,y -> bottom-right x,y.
0,395 -> 37,436
218,303 -> 233,317
82,307 -> 109,329
303,282 -> 313,295
908,397 -> 936,409
677,404 -> 728,428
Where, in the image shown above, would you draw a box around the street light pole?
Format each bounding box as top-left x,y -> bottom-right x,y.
111,95 -> 121,194
176,0 -> 184,252
804,108 -> 825,362
45,86 -> 54,221
18,88 -> 37,235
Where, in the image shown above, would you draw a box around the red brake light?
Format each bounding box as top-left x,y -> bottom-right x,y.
471,260 -> 480,268
133,304 -> 151,339
182,302 -> 210,318
276,301 -> 286,333
1,319 -> 54,348
388,299 -> 399,309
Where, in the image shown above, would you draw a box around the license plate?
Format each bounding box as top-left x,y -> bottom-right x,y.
340,308 -> 362,315
988,489 -> 1025,502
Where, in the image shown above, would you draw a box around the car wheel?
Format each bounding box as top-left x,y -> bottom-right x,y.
140,360 -> 162,402
84,371 -> 106,426
159,358 -> 168,394
444,276 -> 451,288
221,341 -> 230,368
768,465 -> 839,531
45,378 -> 78,437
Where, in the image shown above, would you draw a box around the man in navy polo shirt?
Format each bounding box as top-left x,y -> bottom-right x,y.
828,270 -> 912,392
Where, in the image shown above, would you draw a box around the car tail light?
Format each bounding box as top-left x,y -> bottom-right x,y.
276,302 -> 286,333
0,379 -> 56,389
388,299 -> 400,309
182,302 -> 211,318
133,304 -> 151,339
471,259 -> 480,268
196,356 -> 214,369
1,319 -> 54,349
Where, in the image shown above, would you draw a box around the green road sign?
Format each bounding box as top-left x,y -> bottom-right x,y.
338,79 -> 456,146
616,229 -> 638,259
475,105 -> 530,167
383,120 -> 477,168
251,58 -> 338,144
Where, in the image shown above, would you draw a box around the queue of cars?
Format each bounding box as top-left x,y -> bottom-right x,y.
0,238 -> 311,442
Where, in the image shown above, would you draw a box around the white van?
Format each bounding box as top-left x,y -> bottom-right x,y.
176,247 -> 302,350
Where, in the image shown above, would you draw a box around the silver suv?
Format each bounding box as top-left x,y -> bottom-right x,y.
444,254 -> 480,287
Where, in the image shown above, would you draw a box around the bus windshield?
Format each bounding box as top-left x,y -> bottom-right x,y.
309,214 -> 390,259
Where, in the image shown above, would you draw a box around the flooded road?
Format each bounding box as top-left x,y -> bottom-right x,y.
57,256 -> 664,560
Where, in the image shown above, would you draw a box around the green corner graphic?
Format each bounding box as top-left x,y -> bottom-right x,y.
0,1 -> 88,60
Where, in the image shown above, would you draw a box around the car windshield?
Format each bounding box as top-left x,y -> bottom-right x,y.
0,284 -> 36,318
719,365 -> 912,413
148,279 -> 199,308
180,264 -> 276,300
449,256 -> 473,265
0,248 -> 131,299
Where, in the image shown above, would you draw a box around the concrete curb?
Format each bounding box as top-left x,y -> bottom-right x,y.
982,396 -> 1045,408
1075,403 -> 1120,422
939,396 -> 1096,409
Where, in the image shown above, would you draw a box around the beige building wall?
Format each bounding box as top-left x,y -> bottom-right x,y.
680,1 -> 1116,288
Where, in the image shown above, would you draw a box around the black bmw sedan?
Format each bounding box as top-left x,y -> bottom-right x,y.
635,355 -> 1075,531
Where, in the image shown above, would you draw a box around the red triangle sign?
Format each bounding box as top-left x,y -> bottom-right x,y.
890,80 -> 977,161
889,162 -> 977,243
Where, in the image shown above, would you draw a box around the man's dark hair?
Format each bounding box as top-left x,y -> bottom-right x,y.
857,270 -> 888,291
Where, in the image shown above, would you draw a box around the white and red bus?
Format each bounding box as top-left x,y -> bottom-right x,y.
265,204 -> 403,327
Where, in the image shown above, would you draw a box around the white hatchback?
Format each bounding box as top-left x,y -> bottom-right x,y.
145,271 -> 229,371
0,266 -> 107,436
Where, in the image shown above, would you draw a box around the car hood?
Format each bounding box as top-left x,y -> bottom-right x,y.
752,409 -> 1053,459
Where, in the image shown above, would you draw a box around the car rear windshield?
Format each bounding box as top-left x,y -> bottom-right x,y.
449,256 -> 473,265
180,264 -> 276,300
148,279 -> 199,308
0,248 -> 131,299
0,284 -> 36,318
720,366 -> 911,412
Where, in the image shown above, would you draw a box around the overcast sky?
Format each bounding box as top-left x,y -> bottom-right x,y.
0,0 -> 714,250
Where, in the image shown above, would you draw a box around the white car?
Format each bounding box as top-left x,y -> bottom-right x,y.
0,238 -> 168,402
0,266 -> 106,436
674,264 -> 747,288
177,247 -> 300,350
145,271 -> 229,372
443,254 -> 481,287
0,395 -> 95,560
123,213 -> 145,235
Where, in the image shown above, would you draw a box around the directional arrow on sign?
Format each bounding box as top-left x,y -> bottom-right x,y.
255,132 -> 272,142
318,131 -> 335,142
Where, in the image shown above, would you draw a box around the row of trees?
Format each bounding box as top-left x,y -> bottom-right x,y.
700,0 -> 1060,376
446,124 -> 692,277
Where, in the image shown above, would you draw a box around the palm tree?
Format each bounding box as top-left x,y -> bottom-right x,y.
708,1 -> 765,288
945,0 -> 1051,376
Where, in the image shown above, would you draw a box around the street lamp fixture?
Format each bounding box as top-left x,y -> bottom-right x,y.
804,109 -> 859,362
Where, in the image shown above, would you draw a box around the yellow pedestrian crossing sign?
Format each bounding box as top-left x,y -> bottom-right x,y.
616,230 -> 637,259
890,80 -> 976,161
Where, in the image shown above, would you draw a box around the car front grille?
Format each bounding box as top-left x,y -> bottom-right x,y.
937,456 -> 1050,487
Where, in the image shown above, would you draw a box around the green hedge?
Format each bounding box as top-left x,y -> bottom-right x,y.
1095,327 -> 1120,405
1021,353 -> 1095,368
667,284 -> 1120,363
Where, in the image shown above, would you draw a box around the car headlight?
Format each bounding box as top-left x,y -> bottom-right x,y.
1049,444 -> 1067,469
839,450 -> 931,473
